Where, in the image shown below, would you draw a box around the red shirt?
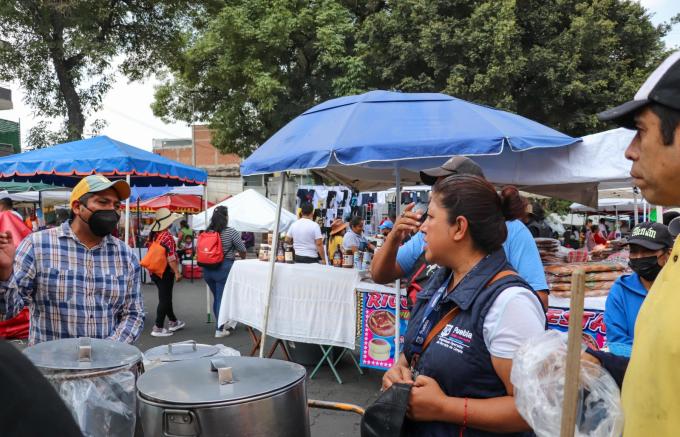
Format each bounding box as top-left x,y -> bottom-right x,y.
593,232 -> 607,245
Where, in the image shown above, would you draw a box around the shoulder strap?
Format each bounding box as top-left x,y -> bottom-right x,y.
422,306 -> 460,352
420,269 -> 517,354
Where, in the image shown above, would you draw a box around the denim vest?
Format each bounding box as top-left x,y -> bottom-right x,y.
402,249 -> 540,437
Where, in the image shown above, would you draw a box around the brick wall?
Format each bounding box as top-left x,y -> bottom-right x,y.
153,125 -> 240,169
152,125 -> 243,202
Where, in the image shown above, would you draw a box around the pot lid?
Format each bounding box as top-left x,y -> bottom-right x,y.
144,340 -> 219,362
24,337 -> 142,371
137,356 -> 306,405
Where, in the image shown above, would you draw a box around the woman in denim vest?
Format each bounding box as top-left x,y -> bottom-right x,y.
382,175 -> 545,437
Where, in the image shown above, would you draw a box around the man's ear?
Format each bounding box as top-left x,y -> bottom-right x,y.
71,200 -> 83,217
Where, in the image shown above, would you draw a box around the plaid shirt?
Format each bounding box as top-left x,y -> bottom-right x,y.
0,221 -> 144,345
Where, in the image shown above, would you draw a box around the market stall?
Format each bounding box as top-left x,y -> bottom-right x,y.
238,89 -> 580,362
0,135 -> 208,245
219,259 -> 361,383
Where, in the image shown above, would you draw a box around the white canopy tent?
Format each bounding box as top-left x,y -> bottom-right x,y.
570,197 -> 641,213
190,189 -> 297,233
5,190 -> 72,203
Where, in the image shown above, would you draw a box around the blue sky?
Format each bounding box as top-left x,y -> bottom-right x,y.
2,1 -> 679,151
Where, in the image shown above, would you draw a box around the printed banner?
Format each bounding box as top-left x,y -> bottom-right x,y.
359,291 -> 410,370
546,307 -> 607,350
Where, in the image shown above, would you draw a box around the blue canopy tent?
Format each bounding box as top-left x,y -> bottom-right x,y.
0,135 -> 207,231
239,90 -> 580,360
0,135 -> 206,186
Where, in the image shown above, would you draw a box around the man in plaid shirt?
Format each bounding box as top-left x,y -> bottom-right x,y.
0,175 -> 144,344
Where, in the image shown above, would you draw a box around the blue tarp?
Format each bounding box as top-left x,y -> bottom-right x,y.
241,90 -> 579,176
0,136 -> 207,187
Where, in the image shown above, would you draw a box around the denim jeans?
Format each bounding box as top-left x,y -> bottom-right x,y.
203,259 -> 235,330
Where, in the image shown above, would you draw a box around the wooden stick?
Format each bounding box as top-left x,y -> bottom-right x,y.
560,269 -> 586,437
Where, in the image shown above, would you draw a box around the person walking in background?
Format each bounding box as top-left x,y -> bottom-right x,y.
147,208 -> 185,337
286,202 -> 328,264
203,206 -> 246,338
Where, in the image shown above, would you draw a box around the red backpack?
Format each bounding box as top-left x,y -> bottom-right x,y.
196,231 -> 224,268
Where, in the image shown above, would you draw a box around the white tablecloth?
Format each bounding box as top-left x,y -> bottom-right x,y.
219,260 -> 360,349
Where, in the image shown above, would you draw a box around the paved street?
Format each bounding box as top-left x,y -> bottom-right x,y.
137,277 -> 382,437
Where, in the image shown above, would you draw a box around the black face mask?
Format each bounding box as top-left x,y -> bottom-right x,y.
80,207 -> 120,237
629,255 -> 663,282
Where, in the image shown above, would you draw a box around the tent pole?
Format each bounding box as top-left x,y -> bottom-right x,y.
124,174 -> 131,246
204,184 -> 211,323
633,189 -> 639,225
136,198 -> 143,280
394,166 -> 402,359
260,172 -> 286,358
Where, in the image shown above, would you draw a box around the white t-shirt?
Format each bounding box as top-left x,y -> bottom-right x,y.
287,218 -> 322,258
482,286 -> 545,359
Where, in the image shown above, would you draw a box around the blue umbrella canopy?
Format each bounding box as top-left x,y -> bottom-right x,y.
241,90 -> 579,176
0,136 -> 207,187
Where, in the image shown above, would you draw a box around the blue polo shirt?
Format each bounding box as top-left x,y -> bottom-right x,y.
396,220 -> 548,292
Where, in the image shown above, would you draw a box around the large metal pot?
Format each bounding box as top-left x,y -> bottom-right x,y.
137,356 -> 309,437
23,337 -> 142,437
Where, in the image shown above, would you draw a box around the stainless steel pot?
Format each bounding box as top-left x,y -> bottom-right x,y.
137,356 -> 309,437
145,340 -> 220,362
24,337 -> 143,437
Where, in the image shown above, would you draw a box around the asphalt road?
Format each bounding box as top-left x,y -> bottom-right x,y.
137,278 -> 383,437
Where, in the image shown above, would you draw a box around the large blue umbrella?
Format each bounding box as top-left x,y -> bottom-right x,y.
241,90 -> 579,176
0,135 -> 207,186
243,90 -> 579,360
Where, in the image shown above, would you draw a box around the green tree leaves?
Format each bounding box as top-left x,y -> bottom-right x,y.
0,0 -> 194,143
151,0 -> 669,156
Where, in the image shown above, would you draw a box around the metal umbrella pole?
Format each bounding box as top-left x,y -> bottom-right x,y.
204,184 -> 211,323
124,174 -> 131,245
260,173 -> 286,358
393,166 -> 402,359
136,198 -> 143,281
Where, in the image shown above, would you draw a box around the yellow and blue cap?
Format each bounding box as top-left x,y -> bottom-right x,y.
70,174 -> 131,207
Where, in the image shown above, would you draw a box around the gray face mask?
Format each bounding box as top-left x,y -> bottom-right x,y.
80,206 -> 120,237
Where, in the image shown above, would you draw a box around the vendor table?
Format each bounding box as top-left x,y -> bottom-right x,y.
219,260 -> 361,383
547,295 -> 607,350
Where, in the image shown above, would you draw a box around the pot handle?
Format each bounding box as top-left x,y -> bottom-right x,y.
167,340 -> 197,355
163,409 -> 200,437
78,337 -> 92,362
210,358 -> 233,385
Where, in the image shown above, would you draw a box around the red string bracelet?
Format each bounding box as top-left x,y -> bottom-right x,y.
460,397 -> 468,437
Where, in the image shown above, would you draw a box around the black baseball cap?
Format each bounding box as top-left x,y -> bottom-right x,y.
420,156 -> 485,186
598,51 -> 680,129
627,222 -> 674,251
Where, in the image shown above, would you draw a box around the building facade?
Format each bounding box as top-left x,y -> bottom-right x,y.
153,125 -> 248,202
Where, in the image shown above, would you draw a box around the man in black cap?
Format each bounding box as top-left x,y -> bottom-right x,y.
371,156 -> 549,308
585,50 -> 680,436
604,222 -> 673,357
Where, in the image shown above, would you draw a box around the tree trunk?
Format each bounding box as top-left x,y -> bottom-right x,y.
51,55 -> 85,140
44,14 -> 85,141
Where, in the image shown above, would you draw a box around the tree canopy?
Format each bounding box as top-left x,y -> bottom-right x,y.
153,0 -> 672,157
0,0 -> 193,147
